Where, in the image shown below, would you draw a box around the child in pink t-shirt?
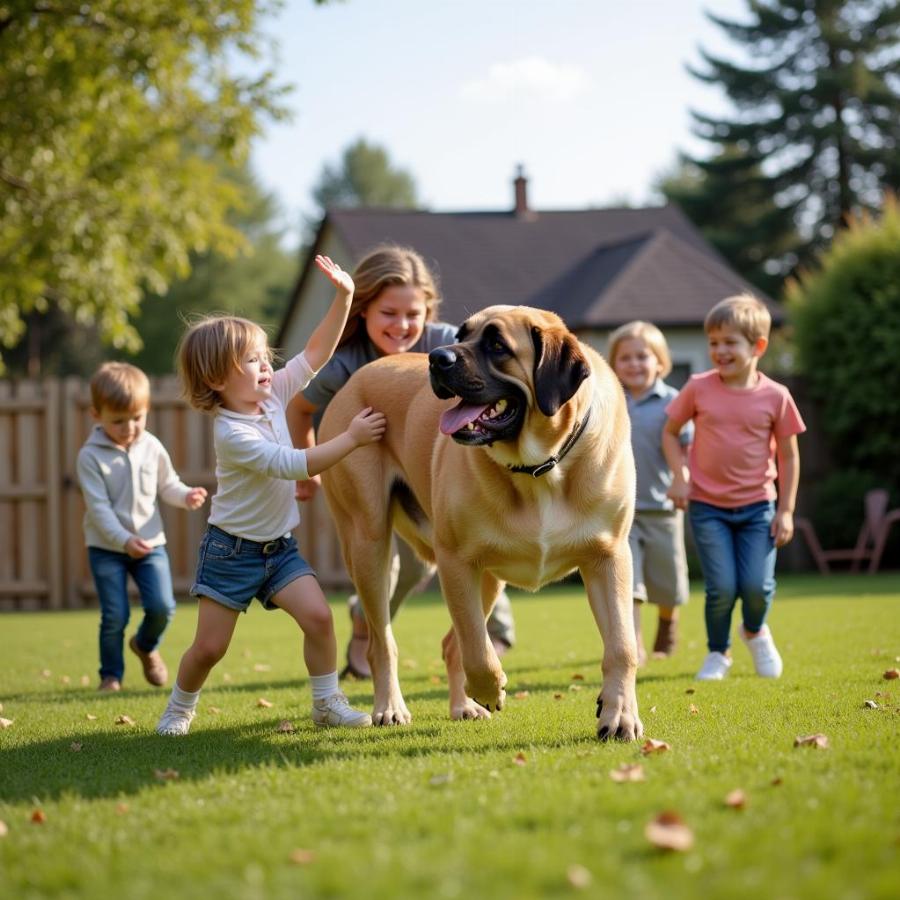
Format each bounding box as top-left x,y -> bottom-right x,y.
663,294 -> 805,681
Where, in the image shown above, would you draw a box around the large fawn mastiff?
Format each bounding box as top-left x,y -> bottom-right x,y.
318,305 -> 642,740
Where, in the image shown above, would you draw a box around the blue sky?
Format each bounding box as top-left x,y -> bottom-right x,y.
251,0 -> 750,242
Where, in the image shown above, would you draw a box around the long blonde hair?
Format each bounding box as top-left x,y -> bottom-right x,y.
338,245 -> 441,347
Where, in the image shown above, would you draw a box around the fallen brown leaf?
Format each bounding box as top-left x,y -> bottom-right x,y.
222,672 -> 233,682
513,752 -> 527,766
794,733 -> 829,749
513,691 -> 530,700
640,738 -> 671,756
566,864 -> 592,889
70,742 -> 83,752
41,669 -> 51,678
648,705 -> 657,714
31,809 -> 46,824
276,720 -> 295,733
253,663 -> 271,672
0,717 -> 13,729
685,688 -> 696,694
115,715 -> 135,726
883,669 -> 899,680
289,848 -> 316,865
571,673 -> 585,681
60,675 -> 71,684
208,706 -> 222,715
771,776 -> 783,787
609,763 -> 646,783
115,803 -> 129,815
689,704 -> 699,715
553,692 -> 563,700
153,768 -> 180,781
645,811 -> 694,851
85,714 -> 97,721
80,675 -> 90,686
568,683 -> 582,692
256,698 -> 273,708
429,675 -> 442,685
724,789 -> 747,809
0,820 -> 8,837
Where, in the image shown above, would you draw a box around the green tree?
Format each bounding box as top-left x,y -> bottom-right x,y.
685,0 -> 900,274
127,166 -> 296,375
788,196 -> 900,542
311,138 -> 419,212
0,1 -> 290,371
658,148 -> 802,295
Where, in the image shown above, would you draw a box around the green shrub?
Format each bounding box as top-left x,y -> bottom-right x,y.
788,197 -> 900,497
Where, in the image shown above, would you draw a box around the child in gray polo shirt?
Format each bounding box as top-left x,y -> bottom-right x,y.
608,322 -> 693,665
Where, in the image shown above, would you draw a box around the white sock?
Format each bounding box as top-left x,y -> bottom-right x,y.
170,683 -> 200,709
310,672 -> 339,701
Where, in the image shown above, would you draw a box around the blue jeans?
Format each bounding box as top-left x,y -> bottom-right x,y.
688,500 -> 777,653
88,546 -> 176,680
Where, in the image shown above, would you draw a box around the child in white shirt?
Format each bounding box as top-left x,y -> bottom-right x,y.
156,256 -> 386,735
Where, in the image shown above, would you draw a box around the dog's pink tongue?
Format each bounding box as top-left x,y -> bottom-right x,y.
440,401 -> 490,435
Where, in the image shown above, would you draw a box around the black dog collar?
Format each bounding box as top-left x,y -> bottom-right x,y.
507,408 -> 592,478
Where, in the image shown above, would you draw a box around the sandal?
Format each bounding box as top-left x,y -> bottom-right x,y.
652,618 -> 678,656
339,635 -> 371,680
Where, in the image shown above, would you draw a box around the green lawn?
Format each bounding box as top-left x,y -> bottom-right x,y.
1,574 -> 898,899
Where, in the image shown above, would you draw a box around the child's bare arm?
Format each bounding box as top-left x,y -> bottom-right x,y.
773,434 -> 800,547
304,256 -> 355,373
305,407 -> 387,478
662,419 -> 690,509
286,394 -> 321,501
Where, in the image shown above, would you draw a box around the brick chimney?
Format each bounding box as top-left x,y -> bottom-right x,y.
513,164 -> 529,216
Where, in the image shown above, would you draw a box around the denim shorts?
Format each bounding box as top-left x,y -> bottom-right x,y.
191,525 -> 316,612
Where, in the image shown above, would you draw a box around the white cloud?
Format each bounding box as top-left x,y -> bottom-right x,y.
460,56 -> 590,103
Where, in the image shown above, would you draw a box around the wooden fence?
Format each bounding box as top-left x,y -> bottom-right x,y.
0,377 -> 351,611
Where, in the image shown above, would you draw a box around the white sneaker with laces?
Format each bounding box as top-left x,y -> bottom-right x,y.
696,651 -> 733,681
741,625 -> 783,678
156,701 -> 196,736
312,691 -> 372,728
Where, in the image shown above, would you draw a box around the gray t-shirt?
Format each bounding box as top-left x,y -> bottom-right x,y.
626,378 -> 693,512
303,321 -> 458,429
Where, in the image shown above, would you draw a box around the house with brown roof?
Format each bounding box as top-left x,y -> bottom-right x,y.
278,169 -> 782,386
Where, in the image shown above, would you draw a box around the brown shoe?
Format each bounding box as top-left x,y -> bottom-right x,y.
652,618 -> 678,657
98,676 -> 121,692
128,636 -> 168,686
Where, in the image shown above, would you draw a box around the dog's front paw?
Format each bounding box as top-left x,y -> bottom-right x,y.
465,666 -> 507,713
595,689 -> 643,742
372,694 -> 412,726
450,697 -> 493,721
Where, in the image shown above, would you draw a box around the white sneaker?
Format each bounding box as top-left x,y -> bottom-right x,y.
696,651 -> 733,681
741,625 -> 783,678
156,701 -> 196,736
312,691 -> 372,728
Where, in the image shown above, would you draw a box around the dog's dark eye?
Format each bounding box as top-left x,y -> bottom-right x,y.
488,338 -> 509,355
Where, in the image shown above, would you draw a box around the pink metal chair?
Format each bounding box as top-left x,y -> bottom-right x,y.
795,489 -> 899,574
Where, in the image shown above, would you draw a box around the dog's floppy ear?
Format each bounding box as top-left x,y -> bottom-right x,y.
531,325 -> 590,416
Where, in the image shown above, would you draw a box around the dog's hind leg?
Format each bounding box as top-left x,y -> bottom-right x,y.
347,530 -> 412,726
581,549 -> 643,741
439,562 -> 507,718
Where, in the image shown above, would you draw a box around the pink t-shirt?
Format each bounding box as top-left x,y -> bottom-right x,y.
666,370 -> 806,508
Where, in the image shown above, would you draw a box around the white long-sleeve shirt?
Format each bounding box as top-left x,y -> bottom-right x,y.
77,427 -> 192,551
208,352 -> 316,542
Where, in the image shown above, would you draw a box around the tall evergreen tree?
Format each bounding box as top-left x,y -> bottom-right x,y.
659,148 -> 802,294
685,0 -> 900,275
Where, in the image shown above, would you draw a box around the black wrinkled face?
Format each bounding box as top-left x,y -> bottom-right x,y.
428,321 -> 527,446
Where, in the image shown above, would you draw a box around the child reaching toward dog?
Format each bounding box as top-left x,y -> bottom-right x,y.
664,294 -> 805,681
607,321 -> 692,666
156,256 -> 386,735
